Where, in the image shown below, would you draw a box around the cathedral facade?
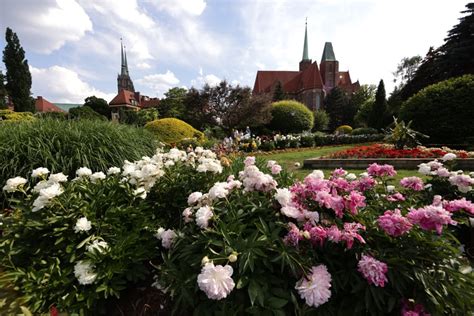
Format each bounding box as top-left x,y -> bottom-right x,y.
253,23 -> 360,110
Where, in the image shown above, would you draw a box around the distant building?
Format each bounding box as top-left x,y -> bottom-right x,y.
109,40 -> 159,119
35,96 -> 65,112
253,21 -> 360,110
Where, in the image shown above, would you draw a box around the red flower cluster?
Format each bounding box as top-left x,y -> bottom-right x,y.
328,144 -> 468,159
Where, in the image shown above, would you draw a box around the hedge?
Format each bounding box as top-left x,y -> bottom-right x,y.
145,118 -> 205,145
270,100 -> 314,133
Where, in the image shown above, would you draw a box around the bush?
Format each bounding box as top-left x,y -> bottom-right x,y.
259,140 -> 275,151
300,134 -> 315,147
0,119 -> 157,203
335,125 -> 353,135
69,106 -> 107,121
270,100 -> 314,133
351,127 -> 378,135
313,109 -> 330,132
399,75 -> 474,145
35,111 -> 68,120
0,109 -> 35,122
119,108 -> 159,126
145,118 -> 205,145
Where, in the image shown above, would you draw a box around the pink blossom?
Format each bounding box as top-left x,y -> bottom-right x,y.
435,167 -> 450,177
345,191 -> 366,215
330,178 -> 350,192
244,156 -> 256,166
443,198 -> 474,215
386,192 -> 406,202
271,164 -> 282,175
354,176 -> 377,192
400,177 -> 424,191
284,223 -> 302,246
357,255 -> 388,287
182,207 -> 193,223
367,163 -> 397,177
407,205 -> 457,234
331,168 -> 347,178
431,195 -> 443,206
341,222 -> 366,249
295,265 -> 332,308
401,299 -> 431,316
325,225 -> 342,243
303,223 -> 327,246
377,209 -> 412,237
329,195 -> 345,218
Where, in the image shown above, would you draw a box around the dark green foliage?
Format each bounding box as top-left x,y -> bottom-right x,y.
270,100 -> 314,133
393,56 -> 422,88
399,74 -> 474,145
324,87 -> 348,130
384,117 -> 429,149
348,85 -> 376,127
69,106 -> 107,120
0,119 -> 157,191
2,27 -> 33,112
35,111 -> 68,120
119,108 -> 159,126
368,80 -> 388,130
312,109 -> 330,132
84,96 -> 111,118
351,127 -> 379,135
400,3 -> 474,100
0,71 -> 7,109
272,81 -> 287,101
159,87 -> 187,118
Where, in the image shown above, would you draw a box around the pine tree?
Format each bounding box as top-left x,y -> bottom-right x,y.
272,81 -> 286,101
324,87 -> 348,131
368,80 -> 388,130
0,71 -> 7,109
3,27 -> 34,112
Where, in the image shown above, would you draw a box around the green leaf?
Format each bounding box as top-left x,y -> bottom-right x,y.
19,306 -> 33,316
267,297 -> 288,309
248,280 -> 259,306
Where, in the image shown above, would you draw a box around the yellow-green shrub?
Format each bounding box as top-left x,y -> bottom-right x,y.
0,109 -> 35,122
335,125 -> 353,135
145,118 -> 205,144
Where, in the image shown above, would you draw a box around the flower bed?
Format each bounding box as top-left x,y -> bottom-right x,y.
1,148 -> 474,315
327,143 -> 471,159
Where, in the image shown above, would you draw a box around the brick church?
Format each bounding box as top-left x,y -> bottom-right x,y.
253,22 -> 360,110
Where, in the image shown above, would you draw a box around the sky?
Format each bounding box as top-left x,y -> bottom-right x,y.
0,0 -> 468,103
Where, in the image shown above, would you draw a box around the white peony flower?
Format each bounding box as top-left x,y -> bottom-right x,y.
155,227 -> 165,239
196,206 -> 213,229
86,240 -> 109,254
74,261 -> 97,285
197,262 -> 235,300
345,173 -> 357,181
386,185 -> 395,193
305,170 -> 324,181
208,182 -> 229,200
188,192 -> 203,205
48,172 -> 68,183
133,187 -> 147,199
182,207 -> 193,223
90,172 -> 106,183
31,167 -> 50,178
267,160 -> 277,168
418,163 -> 431,175
275,188 -> 292,206
3,176 -> 27,192
107,167 -> 121,175
76,167 -> 92,178
160,229 -> 177,249
296,264 -> 332,308
74,217 -> 92,233
441,153 -> 457,161
32,183 -> 64,212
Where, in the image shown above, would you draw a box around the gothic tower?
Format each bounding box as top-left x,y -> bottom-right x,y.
299,19 -> 312,71
117,39 -> 135,92
320,42 -> 339,90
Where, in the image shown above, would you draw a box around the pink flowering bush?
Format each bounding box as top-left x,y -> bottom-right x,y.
1,151 -> 474,315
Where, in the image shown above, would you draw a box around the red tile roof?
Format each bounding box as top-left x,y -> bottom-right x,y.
109,89 -> 137,106
140,98 -> 160,108
253,71 -> 300,93
35,96 -> 65,112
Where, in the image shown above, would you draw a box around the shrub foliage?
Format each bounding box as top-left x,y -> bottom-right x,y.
270,100 -> 314,133
145,118 -> 205,144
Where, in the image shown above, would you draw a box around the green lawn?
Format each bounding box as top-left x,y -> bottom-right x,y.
256,145 -> 421,182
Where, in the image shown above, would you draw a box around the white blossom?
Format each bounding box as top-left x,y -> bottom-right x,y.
32,183 -> 64,212
306,170 -> 324,181
441,153 -> 457,161
188,192 -> 203,205
86,240 -> 109,254
196,206 -> 213,229
107,167 -> 121,175
3,177 -> 28,192
31,167 -> 50,178
76,167 -> 92,178
74,261 -> 97,285
133,187 -> 147,199
74,217 -> 92,233
90,172 -> 106,183
197,263 -> 235,300
49,172 -> 68,183
345,173 -> 357,181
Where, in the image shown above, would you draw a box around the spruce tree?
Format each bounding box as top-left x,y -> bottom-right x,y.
324,87 -> 348,131
368,80 -> 388,130
3,27 -> 34,112
272,81 -> 286,101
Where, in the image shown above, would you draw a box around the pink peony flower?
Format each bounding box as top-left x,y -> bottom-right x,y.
182,207 -> 193,223
329,195 -> 345,218
196,206 -> 213,229
443,198 -> 474,215
244,156 -> 255,166
331,168 -> 347,178
197,263 -> 235,300
325,225 -> 342,243
401,299 -> 431,316
400,177 -> 424,191
341,222 -> 366,249
295,264 -> 332,308
345,191 -> 366,215
386,192 -> 406,202
357,255 -> 388,287
407,205 -> 457,234
284,223 -> 303,246
271,164 -> 282,175
354,176 -> 377,192
377,209 -> 412,237
367,163 -> 397,177
304,223 -> 327,246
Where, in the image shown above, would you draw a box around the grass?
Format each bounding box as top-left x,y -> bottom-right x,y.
255,145 -> 421,182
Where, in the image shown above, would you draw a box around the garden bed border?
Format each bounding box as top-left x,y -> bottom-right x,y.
303,158 -> 474,170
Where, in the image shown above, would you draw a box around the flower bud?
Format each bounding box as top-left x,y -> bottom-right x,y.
201,256 -> 210,265
228,253 -> 238,263
302,231 -> 311,239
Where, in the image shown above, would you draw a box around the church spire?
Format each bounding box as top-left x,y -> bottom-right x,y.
302,18 -> 309,61
124,46 -> 129,76
117,38 -> 135,93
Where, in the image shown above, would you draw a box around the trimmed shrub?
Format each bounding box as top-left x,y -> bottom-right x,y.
351,127 -> 378,135
335,125 -> 353,135
313,109 -> 330,132
300,134 -> 315,147
0,109 -> 35,122
119,108 -> 159,126
145,118 -> 205,145
399,75 -> 474,145
35,111 -> 68,120
69,106 -> 107,121
270,100 -> 314,133
0,119 -> 157,200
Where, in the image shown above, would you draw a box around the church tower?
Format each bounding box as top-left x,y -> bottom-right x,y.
320,42 -> 339,90
117,39 -> 135,93
299,19 -> 312,71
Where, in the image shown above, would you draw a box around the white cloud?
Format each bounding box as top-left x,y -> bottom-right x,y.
136,62 -> 152,70
0,0 -> 92,54
30,65 -> 115,103
151,0 -> 207,16
191,73 -> 221,88
136,70 -> 180,97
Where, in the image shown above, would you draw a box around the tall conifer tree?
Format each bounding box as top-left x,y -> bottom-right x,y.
368,80 -> 387,130
3,27 -> 33,112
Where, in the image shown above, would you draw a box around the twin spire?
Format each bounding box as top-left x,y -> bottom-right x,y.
301,19 -> 337,63
120,38 -> 129,76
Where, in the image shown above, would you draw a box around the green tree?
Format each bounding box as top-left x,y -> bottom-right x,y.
312,109 -> 330,132
0,71 -> 7,109
159,87 -> 187,118
2,27 -> 33,112
392,56 -> 422,88
84,96 -> 111,119
272,81 -> 286,101
344,84 -> 376,126
324,87 -> 348,131
368,80 -> 388,130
